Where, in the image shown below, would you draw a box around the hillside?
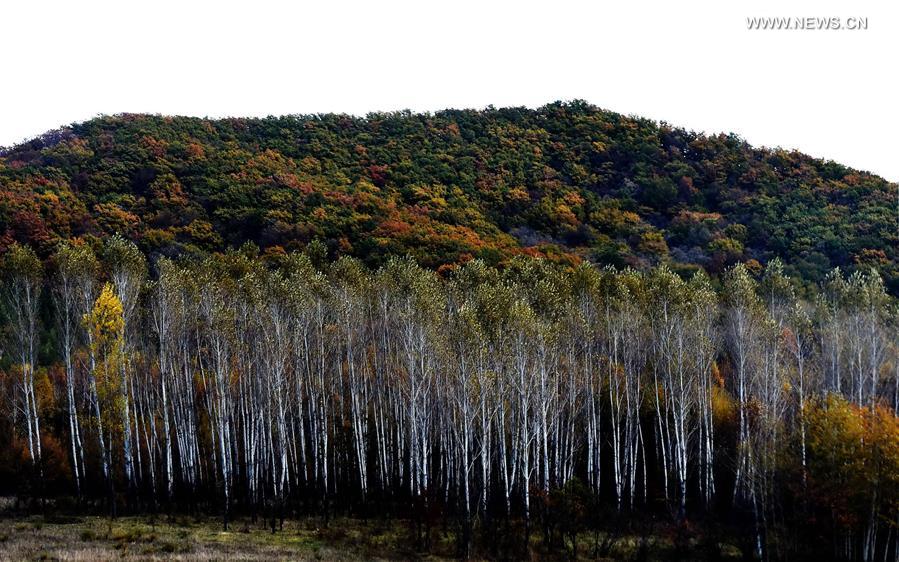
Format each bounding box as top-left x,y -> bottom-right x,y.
1,101 -> 896,291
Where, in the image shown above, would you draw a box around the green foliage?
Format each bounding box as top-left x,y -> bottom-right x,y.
0,102 -> 894,292
2,243 -> 42,285
52,240 -> 99,283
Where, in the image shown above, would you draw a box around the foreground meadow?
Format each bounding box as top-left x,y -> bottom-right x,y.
0,514 -> 409,561
0,511 -> 743,561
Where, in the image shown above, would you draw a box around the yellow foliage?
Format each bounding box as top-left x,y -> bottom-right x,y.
591,141 -> 608,153
711,361 -> 724,387
711,385 -> 737,426
506,187 -> 530,203
805,396 -> 899,529
34,369 -> 56,412
84,283 -> 126,423
86,283 -> 125,347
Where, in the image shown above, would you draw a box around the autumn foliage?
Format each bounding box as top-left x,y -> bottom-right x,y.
1,102 -> 895,292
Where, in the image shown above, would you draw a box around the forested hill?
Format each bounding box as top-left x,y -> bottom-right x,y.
1,101 -> 896,291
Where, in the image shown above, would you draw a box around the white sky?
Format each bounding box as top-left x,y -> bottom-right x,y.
1,0 -> 897,181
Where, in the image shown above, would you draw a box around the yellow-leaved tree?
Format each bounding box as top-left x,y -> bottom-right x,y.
805,395 -> 899,558
87,282 -> 125,423
84,282 -> 125,514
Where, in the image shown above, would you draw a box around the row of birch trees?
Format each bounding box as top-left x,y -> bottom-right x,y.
1,237 -> 898,560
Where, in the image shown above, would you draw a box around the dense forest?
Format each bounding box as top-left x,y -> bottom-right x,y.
0,238 -> 897,560
0,103 -> 897,560
1,102 -> 896,293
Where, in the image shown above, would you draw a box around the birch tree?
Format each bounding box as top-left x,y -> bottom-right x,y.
51,241 -> 98,498
2,244 -> 44,478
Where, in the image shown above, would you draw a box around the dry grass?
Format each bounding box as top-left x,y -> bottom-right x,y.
0,515 -> 409,561
0,512 -> 744,560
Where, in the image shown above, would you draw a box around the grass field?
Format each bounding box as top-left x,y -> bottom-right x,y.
0,512 -> 744,560
0,514 -> 423,561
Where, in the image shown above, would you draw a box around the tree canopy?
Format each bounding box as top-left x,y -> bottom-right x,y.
1,101 -> 895,293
